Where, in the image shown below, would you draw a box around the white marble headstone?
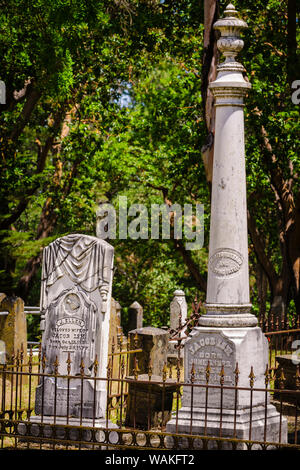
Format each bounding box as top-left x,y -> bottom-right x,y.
35,234 -> 114,419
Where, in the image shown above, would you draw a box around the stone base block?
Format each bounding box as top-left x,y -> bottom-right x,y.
125,374 -> 177,429
17,415 -> 118,448
166,404 -> 287,450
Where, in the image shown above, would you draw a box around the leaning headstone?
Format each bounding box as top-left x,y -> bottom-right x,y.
127,301 -> 143,334
33,234 -> 115,431
0,294 -> 27,362
168,290 -> 188,363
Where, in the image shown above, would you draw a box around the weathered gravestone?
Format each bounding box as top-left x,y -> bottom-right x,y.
34,234 -> 114,426
109,299 -> 126,356
168,290 -> 188,363
125,326 -> 176,429
128,326 -> 169,376
0,294 -> 27,362
127,301 -> 143,335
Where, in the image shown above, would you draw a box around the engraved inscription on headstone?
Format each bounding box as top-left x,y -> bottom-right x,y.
183,331 -> 236,409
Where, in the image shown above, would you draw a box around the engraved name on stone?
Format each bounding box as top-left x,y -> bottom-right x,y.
44,287 -> 97,362
208,248 -> 243,278
188,334 -> 235,385
49,317 -> 89,353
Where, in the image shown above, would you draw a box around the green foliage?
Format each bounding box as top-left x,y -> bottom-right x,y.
0,0 -> 299,342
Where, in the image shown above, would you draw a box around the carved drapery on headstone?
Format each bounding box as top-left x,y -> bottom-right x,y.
35,234 -> 114,419
40,234 -> 113,314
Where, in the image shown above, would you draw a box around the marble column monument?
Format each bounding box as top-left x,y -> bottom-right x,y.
166,4 -> 287,447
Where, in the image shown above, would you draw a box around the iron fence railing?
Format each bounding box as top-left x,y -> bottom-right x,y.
0,348 -> 299,451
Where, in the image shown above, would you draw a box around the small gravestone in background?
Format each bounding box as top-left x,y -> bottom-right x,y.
33,234 -> 114,427
168,290 -> 188,364
108,298 -> 127,388
125,326 -> 176,429
127,301 -> 143,335
0,340 -> 6,364
0,294 -> 27,362
128,326 -> 169,376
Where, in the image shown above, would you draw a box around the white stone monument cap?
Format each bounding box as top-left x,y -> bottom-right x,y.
213,3 -> 248,31
173,289 -> 185,297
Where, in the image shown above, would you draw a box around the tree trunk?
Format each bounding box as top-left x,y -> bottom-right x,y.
287,0 -> 298,85
16,105 -> 79,300
201,0 -> 219,184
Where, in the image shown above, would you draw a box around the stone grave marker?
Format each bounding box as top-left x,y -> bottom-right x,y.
127,301 -> 143,334
108,298 -> 127,392
274,355 -> 300,404
33,234 -> 114,426
108,298 -> 126,355
0,294 -> 27,362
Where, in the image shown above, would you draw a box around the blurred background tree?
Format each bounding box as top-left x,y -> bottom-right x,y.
0,0 -> 299,339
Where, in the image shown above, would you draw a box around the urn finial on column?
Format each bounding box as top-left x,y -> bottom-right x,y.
214,3 -> 248,72
209,3 -> 251,106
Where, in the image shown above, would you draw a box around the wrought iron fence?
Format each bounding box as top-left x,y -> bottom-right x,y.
1,345 -> 300,451
265,329 -> 300,371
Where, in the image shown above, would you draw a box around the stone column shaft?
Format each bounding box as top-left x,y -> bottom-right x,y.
199,3 -> 256,328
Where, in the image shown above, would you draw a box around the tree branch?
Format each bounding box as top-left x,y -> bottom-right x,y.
9,84 -> 41,142
247,209 -> 279,291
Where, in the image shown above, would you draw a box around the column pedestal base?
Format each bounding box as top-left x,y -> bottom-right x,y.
166,404 -> 287,450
